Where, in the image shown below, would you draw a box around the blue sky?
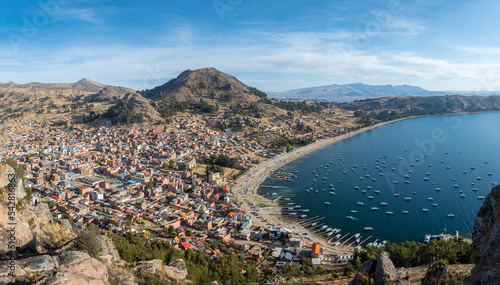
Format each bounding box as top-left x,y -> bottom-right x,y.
2,0 -> 500,92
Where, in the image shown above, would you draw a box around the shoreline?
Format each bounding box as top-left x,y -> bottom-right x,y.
232,118 -> 412,254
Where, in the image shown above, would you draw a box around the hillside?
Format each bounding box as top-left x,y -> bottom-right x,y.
0,78 -> 134,124
268,83 -> 445,102
337,95 -> 500,125
141,67 -> 287,117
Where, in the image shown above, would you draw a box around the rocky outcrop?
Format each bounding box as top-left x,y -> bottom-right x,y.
98,235 -> 123,266
0,164 -> 35,256
348,252 -> 409,285
163,259 -> 188,281
374,252 -> 398,284
469,185 -> 500,284
349,260 -> 374,285
134,258 -> 188,283
0,251 -> 109,284
421,259 -> 458,285
0,164 -> 75,257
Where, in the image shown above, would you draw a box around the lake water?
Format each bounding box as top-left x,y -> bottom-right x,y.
258,112 -> 500,243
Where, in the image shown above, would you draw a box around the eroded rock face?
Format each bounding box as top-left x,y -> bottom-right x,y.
470,185 -> 500,284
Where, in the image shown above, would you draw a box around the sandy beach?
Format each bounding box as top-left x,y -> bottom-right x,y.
232,119 -> 407,255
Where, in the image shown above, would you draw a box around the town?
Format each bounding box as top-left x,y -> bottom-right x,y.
0,115 -> 354,273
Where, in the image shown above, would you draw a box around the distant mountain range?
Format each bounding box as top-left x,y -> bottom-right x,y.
268,83 -> 500,102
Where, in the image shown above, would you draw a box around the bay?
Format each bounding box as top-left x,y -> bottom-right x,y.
258,112 -> 500,243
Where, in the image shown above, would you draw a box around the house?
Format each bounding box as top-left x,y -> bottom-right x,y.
269,225 -> 292,238
239,228 -> 251,240
311,243 -> 321,258
289,236 -> 303,248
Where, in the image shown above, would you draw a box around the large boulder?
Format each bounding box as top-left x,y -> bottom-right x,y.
422,259 -> 458,284
374,252 -> 398,285
348,253 -> 409,285
46,251 -> 109,284
163,259 -> 188,281
134,259 -> 163,274
134,258 -> 188,283
469,185 -> 500,284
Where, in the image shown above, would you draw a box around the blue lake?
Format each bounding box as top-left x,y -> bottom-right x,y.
258,112 -> 500,243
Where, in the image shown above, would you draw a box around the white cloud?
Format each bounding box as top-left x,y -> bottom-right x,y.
2,30 -> 500,92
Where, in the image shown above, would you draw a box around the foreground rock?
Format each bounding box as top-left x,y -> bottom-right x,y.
469,184 -> 500,284
421,259 -> 459,284
0,251 -> 109,284
0,164 -> 75,257
348,252 -> 409,285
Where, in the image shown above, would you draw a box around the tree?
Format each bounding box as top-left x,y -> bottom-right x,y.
164,225 -> 175,238
168,159 -> 175,169
75,224 -> 102,258
185,229 -> 193,237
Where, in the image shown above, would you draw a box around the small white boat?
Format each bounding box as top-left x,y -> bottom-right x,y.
427,197 -> 433,201
424,177 -> 430,181
325,201 -> 331,205
367,196 -> 374,199
477,177 -> 483,180
363,227 -> 373,231
454,185 -> 459,188
351,210 -> 357,214
473,188 -> 479,191
432,203 -> 438,207
478,196 -> 485,200
385,211 -> 394,215
375,190 -> 381,194
422,209 -> 429,212
405,180 -> 410,184
361,190 -> 367,193
404,197 -> 411,201
357,202 -> 364,206
435,188 -> 441,191
402,210 -> 409,214
393,180 -> 399,184
380,202 -> 388,206
354,186 -> 360,190
346,216 -> 354,219
330,192 -> 335,195
447,214 -> 455,218
366,186 -> 372,189
460,194 -> 466,197
371,207 -> 378,211
446,166 -> 451,169
394,193 -> 400,197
